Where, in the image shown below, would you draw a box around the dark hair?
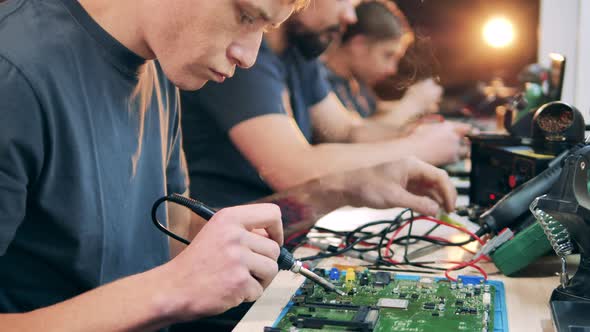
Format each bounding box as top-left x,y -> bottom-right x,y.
341,0 -> 414,45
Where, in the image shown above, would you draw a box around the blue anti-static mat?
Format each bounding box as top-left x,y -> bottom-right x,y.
271,274 -> 509,332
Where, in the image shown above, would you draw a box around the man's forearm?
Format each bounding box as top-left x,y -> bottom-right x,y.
2,265 -> 184,332
374,98 -> 431,129
263,137 -> 429,193
347,120 -> 405,143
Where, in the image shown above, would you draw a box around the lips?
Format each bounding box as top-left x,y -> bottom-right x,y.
208,69 -> 228,83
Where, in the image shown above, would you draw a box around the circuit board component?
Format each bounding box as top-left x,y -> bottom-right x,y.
376,298 -> 409,309
268,268 -> 496,332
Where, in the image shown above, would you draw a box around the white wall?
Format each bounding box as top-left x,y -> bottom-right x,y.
539,0 -> 590,121
576,0 -> 590,120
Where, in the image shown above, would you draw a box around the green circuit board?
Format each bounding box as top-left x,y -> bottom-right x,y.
269,268 -> 495,332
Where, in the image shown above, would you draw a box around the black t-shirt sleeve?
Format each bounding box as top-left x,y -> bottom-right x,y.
185,52 -> 289,132
0,57 -> 45,255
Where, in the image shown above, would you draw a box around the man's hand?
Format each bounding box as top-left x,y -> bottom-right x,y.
160,204 -> 283,321
330,157 -> 457,216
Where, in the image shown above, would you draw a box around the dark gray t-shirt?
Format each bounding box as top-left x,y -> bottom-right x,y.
181,42 -> 330,207
0,0 -> 187,312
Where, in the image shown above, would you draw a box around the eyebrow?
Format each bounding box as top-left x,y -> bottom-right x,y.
240,1 -> 282,28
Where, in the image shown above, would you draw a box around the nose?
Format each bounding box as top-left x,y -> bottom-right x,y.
227,32 -> 263,70
340,1 -> 357,25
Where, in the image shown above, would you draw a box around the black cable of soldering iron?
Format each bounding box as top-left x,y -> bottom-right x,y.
151,194 -> 216,245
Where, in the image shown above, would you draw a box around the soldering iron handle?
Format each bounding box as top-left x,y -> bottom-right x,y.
478,144 -> 583,235
151,194 -> 217,245
277,247 -> 296,271
153,194 -> 297,271
167,193 -> 216,220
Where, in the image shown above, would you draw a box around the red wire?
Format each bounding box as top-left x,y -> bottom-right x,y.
385,257 -> 400,264
383,257 -> 487,281
303,215 -> 489,281
424,235 -> 480,256
382,220 -> 412,259
411,217 -> 491,262
383,216 -> 483,259
443,256 -> 488,281
412,216 -> 485,245
382,216 -> 489,279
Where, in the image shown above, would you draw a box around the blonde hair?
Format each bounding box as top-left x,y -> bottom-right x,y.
129,60 -> 165,175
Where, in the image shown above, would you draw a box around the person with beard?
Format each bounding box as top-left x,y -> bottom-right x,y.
180,0 -> 469,211
322,0 -> 444,129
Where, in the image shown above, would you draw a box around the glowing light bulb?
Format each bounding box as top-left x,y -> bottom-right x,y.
483,17 -> 515,48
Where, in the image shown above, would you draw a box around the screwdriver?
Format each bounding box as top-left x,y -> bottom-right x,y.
151,194 -> 346,296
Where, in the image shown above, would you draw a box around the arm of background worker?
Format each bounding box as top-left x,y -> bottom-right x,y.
255,156 -> 457,240
371,99 -> 428,129
229,112 -> 449,192
230,112 -> 466,193
309,92 -> 405,143
2,203 -> 283,332
371,78 -> 443,128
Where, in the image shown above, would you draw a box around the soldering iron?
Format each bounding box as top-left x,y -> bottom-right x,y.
151,193 -> 345,296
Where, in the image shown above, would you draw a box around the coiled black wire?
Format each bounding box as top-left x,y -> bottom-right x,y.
299,208 -> 478,274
